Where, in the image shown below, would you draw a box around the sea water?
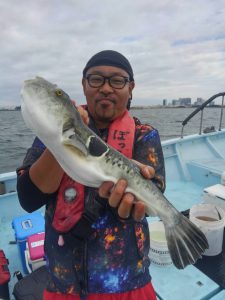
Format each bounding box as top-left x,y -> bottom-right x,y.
0,107 -> 224,173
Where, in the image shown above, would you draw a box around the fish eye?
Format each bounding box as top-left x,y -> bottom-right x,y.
55,89 -> 63,96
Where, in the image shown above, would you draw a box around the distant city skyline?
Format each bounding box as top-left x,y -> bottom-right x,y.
0,92 -> 223,109
1,95 -> 222,110
0,88 -> 224,108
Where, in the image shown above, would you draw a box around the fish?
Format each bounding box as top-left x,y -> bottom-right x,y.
21,77 -> 208,269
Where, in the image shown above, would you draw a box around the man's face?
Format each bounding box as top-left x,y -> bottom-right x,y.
82,65 -> 134,128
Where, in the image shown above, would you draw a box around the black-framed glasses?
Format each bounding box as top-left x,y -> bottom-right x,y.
85,74 -> 130,89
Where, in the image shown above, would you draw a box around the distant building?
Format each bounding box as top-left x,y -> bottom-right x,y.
178,98 -> 192,106
193,98 -> 205,106
171,98 -> 191,106
172,99 -> 179,106
209,101 -> 215,106
163,99 -> 167,106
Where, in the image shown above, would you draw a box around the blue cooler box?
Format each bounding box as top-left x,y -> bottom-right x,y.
12,211 -> 45,274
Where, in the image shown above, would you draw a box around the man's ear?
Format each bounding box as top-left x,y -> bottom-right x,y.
129,81 -> 135,99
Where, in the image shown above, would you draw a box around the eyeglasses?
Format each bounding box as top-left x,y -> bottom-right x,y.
85,74 -> 130,89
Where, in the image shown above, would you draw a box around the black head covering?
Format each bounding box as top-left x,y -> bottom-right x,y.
83,50 -> 134,81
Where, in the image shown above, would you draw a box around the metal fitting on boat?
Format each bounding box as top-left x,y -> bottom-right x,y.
14,270 -> 23,281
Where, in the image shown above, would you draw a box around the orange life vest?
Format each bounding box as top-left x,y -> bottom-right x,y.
52,110 -> 135,233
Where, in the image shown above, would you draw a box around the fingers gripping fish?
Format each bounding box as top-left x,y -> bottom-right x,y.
21,77 -> 208,269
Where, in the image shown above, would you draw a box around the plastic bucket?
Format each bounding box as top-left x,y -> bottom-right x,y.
189,203 -> 225,256
149,221 -> 172,267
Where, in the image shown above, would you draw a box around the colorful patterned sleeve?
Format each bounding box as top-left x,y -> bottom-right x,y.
16,137 -> 56,212
16,137 -> 46,174
133,121 -> 166,193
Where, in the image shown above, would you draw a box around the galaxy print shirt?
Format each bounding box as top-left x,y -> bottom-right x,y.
85,117 -> 165,294
17,116 -> 165,296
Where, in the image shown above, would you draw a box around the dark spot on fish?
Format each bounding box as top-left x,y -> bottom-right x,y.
89,136 -> 108,157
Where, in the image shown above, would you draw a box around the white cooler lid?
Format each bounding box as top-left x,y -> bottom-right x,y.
204,184 -> 225,200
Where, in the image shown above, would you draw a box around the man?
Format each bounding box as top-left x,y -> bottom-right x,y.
17,50 -> 165,300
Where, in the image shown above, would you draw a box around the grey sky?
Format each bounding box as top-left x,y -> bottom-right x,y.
1,0 -> 225,106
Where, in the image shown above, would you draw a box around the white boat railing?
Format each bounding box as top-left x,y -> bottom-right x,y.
181,92 -> 225,138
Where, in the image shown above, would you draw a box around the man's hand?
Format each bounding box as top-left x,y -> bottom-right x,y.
98,161 -> 155,222
77,106 -> 89,124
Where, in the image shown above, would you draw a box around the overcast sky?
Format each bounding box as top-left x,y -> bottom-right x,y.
1,0 -> 225,107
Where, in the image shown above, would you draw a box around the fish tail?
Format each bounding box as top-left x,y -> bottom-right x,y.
164,214 -> 209,269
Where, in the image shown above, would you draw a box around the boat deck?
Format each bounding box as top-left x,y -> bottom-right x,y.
163,130 -> 225,187
151,264 -> 221,300
148,180 -> 225,299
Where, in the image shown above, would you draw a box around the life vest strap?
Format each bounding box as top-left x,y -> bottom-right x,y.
63,195 -> 107,246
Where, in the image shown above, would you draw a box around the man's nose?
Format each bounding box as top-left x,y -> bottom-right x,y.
99,79 -> 114,93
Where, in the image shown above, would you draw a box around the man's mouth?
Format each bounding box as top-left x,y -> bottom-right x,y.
96,98 -> 115,106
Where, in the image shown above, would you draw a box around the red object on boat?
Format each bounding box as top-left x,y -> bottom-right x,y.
0,249 -> 10,284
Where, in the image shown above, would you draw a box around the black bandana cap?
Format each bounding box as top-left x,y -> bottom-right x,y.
83,50 -> 134,81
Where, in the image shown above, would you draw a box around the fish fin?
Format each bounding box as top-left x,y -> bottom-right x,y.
62,118 -> 75,133
145,206 -> 158,217
88,136 -> 108,157
164,214 -> 208,269
62,127 -> 88,156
